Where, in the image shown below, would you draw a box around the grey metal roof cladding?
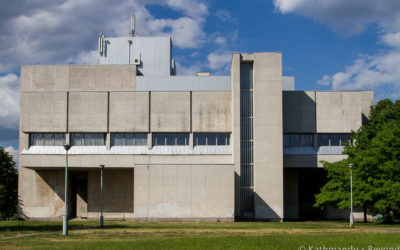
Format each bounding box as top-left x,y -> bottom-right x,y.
136,76 -> 231,91
137,76 -> 295,91
282,76 -> 295,91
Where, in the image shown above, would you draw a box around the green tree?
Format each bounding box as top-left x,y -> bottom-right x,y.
314,99 -> 400,222
0,147 -> 18,219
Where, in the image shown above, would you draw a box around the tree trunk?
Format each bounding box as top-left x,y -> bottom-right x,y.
363,205 -> 367,223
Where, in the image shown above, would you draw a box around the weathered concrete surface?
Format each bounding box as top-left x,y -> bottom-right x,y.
192,92 -> 231,132
109,92 -> 149,132
316,91 -> 362,133
69,65 -> 136,91
284,169 -> 299,220
87,169 -> 134,219
68,92 -> 108,132
21,92 -> 67,132
283,91 -> 316,133
252,53 -> 284,220
150,92 -> 190,132
18,168 -> 65,219
361,91 -> 374,124
134,164 -> 234,219
231,53 -> 241,217
20,65 -> 69,92
20,154 -> 232,169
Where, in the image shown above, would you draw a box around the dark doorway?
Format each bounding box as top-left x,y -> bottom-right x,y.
298,168 -> 327,220
70,171 -> 88,219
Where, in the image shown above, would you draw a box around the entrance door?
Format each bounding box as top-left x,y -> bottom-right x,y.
73,172 -> 88,218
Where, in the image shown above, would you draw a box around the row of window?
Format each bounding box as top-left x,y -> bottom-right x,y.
283,133 -> 352,148
29,133 -> 230,147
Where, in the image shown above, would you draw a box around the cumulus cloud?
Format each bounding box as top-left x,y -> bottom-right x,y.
274,0 -> 400,99
0,0 -> 209,74
0,74 -> 19,129
273,0 -> 400,36
175,61 -> 201,76
207,50 -> 232,73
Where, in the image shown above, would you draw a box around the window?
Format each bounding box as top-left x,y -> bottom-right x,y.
194,133 -> 230,146
71,133 -> 105,146
111,133 -> 147,146
283,134 -> 313,148
152,133 -> 189,146
317,134 -> 352,147
30,133 -> 65,146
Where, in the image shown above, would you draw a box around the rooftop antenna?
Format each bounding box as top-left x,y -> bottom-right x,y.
130,15 -> 135,36
98,32 -> 105,55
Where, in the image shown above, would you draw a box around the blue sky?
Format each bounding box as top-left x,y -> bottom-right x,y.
1,0 -> 400,163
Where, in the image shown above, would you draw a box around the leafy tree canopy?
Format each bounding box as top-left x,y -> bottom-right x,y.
315,99 -> 400,220
0,147 -> 18,219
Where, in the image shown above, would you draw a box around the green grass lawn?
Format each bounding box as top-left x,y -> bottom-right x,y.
0,220 -> 399,249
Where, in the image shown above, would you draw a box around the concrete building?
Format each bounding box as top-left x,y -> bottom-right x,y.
18,23 -> 373,221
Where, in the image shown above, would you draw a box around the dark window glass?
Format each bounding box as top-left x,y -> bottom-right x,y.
30,133 -> 66,146
318,134 -> 330,147
217,133 -> 230,145
284,134 -> 313,147
194,133 -> 230,146
152,133 -> 189,146
71,133 -> 105,146
340,134 -> 351,146
330,134 -> 340,146
111,133 -> 147,146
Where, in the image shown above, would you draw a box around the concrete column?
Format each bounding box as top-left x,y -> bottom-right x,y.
231,53 -> 241,217
147,133 -> 152,149
65,133 -> 70,145
189,133 -> 194,149
106,132 -> 111,150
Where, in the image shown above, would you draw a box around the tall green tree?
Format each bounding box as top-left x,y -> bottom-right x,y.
0,147 -> 18,219
315,99 -> 400,222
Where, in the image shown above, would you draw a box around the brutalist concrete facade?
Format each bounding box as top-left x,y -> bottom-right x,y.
18,32 -> 373,221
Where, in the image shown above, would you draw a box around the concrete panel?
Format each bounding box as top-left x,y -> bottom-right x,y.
316,92 -> 362,133
150,92 -> 190,132
284,169 -> 299,220
134,164 -> 234,220
109,92 -> 149,132
21,92 -> 67,132
18,167 -> 65,219
69,65 -> 136,91
87,169 -> 133,218
283,91 -> 316,133
361,91 -> 374,124
68,92 -> 108,132
192,92 -> 231,132
20,65 -> 69,92
252,53 -> 284,220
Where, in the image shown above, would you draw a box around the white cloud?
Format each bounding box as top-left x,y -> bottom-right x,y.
274,0 -> 400,100
207,50 -> 232,72
273,0 -> 400,36
4,146 -> 18,169
0,74 -> 19,129
0,0 -> 209,74
215,36 -> 227,45
215,9 -> 232,22
175,61 -> 201,76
